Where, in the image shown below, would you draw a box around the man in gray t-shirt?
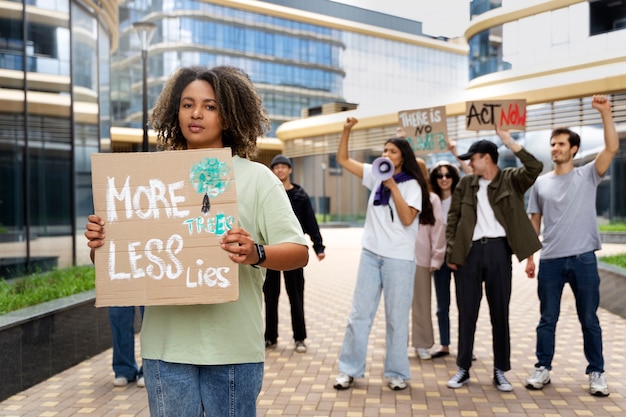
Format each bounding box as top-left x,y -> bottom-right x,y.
524,95 -> 619,397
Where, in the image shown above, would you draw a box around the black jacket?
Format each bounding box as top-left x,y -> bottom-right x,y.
286,183 -> 325,255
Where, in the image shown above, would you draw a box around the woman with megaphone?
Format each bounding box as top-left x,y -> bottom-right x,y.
333,116 -> 434,392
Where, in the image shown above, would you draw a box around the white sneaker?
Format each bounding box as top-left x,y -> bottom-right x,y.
447,368 -> 470,389
113,376 -> 128,387
493,368 -> 513,392
333,372 -> 354,390
388,377 -> 407,390
295,340 -> 307,353
589,371 -> 609,396
136,376 -> 145,388
417,348 -> 432,360
525,366 -> 550,389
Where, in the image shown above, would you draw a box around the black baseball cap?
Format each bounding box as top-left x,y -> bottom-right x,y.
457,140 -> 498,163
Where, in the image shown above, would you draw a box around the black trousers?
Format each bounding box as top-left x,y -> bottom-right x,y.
263,267 -> 307,343
454,238 -> 512,371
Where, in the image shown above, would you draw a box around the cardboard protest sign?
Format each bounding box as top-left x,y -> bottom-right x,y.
91,148 -> 239,307
465,99 -> 527,131
398,106 -> 448,155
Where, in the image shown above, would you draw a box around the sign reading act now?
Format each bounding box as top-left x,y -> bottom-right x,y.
91,148 -> 239,307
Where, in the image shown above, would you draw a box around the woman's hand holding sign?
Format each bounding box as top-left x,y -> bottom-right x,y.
219,227 -> 259,265
85,214 -> 105,262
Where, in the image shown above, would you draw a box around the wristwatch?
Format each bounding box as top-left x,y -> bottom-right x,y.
251,243 -> 266,267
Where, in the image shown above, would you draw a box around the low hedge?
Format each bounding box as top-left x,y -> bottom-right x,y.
0,265 -> 95,314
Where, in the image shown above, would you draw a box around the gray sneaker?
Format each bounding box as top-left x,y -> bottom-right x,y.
526,366 -> 550,390
589,371 -> 609,396
295,340 -> 307,353
388,377 -> 407,390
333,372 -> 354,390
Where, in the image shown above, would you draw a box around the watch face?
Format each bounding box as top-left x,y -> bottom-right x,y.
255,243 -> 266,266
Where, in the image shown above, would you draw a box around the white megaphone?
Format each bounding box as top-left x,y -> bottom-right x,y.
371,157 -> 394,181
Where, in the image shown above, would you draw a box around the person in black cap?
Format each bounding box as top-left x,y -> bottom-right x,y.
445,127 -> 543,392
264,154 -> 326,353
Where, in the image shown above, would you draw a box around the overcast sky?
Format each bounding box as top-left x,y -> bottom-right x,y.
330,0 -> 470,38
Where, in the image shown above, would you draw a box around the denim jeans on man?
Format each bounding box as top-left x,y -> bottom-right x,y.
143,359 -> 263,416
109,306 -> 144,381
338,248 -> 415,380
536,251 -> 604,374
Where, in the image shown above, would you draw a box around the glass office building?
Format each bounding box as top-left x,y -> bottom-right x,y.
279,0 -> 626,223
0,0 -> 115,273
110,0 -> 467,144
0,0 -> 468,273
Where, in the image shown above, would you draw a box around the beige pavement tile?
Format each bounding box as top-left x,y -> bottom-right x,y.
1,228 -> 625,416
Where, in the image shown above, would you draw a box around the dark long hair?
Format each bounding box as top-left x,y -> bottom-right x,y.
385,138 -> 435,225
429,161 -> 461,198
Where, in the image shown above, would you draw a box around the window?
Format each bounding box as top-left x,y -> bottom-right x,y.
590,0 -> 626,35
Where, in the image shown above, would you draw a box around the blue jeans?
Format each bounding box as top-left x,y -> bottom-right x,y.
143,359 -> 263,416
433,263 -> 453,346
338,248 -> 415,380
109,306 -> 144,380
535,251 -> 604,374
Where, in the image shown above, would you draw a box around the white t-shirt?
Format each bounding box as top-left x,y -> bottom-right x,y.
527,162 -> 603,259
441,195 -> 451,224
472,178 -> 506,241
361,164 -> 422,261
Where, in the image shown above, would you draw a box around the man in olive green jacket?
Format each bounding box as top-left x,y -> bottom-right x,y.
444,127 -> 542,393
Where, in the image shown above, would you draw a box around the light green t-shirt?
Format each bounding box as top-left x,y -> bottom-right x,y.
140,156 -> 307,365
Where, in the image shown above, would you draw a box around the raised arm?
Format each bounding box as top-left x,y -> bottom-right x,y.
592,95 -> 619,176
495,125 -> 522,153
447,139 -> 472,174
337,117 -> 364,178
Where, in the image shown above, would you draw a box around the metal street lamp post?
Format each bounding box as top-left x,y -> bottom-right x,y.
320,161 -> 327,223
132,21 -> 157,152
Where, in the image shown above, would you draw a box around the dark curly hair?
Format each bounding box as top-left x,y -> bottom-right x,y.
150,65 -> 270,158
385,138 -> 435,226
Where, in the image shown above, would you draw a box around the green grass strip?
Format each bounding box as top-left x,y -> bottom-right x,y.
0,265 -> 95,314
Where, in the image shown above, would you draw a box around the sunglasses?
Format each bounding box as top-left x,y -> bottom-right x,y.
435,173 -> 452,179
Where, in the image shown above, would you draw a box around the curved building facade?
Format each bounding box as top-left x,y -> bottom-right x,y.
278,0 -> 626,224
0,0 -> 116,271
110,0 -> 467,155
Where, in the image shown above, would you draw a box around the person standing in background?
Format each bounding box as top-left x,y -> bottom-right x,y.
264,154 -> 326,353
109,306 -> 145,387
524,94 -> 618,397
428,161 -> 461,358
333,117 -> 434,391
411,158 -> 446,360
445,129 -> 542,392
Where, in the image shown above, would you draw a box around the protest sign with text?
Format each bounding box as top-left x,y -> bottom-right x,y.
91,148 -> 239,307
465,99 -> 527,131
398,106 -> 448,155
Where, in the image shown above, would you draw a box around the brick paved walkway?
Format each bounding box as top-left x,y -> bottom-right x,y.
1,227 -> 625,416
